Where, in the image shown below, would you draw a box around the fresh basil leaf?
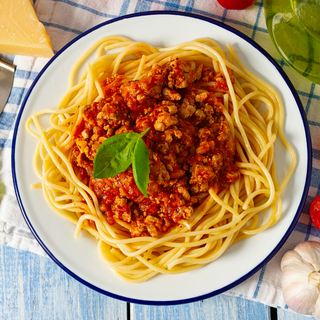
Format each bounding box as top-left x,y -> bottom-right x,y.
93,132 -> 137,179
93,128 -> 150,197
132,137 -> 150,198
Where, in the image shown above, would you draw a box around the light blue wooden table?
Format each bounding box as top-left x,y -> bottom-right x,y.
0,244 -> 315,320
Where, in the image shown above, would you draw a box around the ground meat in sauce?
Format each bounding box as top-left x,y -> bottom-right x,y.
70,57 -> 240,238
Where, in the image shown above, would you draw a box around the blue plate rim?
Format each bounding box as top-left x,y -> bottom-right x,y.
11,10 -> 312,306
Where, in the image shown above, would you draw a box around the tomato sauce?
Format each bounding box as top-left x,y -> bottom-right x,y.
70,57 -> 240,237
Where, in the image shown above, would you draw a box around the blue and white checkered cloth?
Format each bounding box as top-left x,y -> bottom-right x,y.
1,0 -> 319,310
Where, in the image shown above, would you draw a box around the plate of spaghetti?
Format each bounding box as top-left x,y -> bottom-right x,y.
12,11 -> 311,304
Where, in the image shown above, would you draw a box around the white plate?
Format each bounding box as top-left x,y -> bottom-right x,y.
12,12 -> 312,305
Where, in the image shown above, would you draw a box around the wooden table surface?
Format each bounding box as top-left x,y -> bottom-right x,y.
0,245 -> 315,320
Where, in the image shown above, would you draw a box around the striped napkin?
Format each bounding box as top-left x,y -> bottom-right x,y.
1,0 -> 319,310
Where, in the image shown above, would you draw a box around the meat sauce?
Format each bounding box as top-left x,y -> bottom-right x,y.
70,57 -> 240,237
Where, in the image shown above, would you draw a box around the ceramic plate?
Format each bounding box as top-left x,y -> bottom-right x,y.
12,11 -> 312,305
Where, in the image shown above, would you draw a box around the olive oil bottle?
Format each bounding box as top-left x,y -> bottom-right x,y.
265,0 -> 320,84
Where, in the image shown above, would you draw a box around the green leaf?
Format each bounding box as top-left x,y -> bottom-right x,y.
132,137 -> 150,198
93,128 -> 150,197
93,132 -> 137,179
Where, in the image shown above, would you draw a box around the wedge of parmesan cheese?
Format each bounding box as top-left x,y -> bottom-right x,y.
0,0 -> 54,58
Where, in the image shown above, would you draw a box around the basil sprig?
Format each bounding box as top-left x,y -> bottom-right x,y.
93,128 -> 150,197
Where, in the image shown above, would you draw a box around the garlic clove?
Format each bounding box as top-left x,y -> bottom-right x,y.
282,281 -> 319,315
281,241 -> 320,316
294,241 -> 320,271
281,249 -> 313,271
313,294 -> 320,318
281,262 -> 315,289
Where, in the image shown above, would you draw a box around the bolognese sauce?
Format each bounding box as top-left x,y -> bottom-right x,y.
70,57 -> 240,237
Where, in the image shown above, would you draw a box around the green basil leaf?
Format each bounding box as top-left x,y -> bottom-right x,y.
93,132 -> 138,179
132,137 -> 150,198
93,127 -> 150,197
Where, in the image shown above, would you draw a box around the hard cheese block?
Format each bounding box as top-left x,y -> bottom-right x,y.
0,0 -> 54,58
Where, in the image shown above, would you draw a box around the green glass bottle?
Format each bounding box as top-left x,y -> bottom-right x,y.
265,0 -> 320,84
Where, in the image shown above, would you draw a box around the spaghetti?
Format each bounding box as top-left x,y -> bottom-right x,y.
26,36 -> 296,283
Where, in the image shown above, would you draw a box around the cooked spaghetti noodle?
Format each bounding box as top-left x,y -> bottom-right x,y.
26,36 -> 296,283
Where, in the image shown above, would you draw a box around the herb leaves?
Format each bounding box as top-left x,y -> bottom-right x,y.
93,128 -> 150,197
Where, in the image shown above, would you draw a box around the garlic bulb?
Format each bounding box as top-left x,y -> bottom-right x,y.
281,241 -> 320,317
